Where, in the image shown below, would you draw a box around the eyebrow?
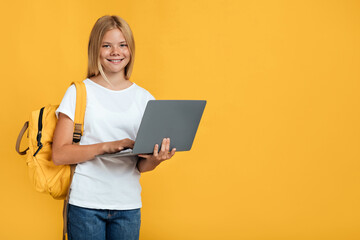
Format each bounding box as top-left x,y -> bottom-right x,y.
102,41 -> 127,44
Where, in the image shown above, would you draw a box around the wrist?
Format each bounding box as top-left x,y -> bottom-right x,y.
99,142 -> 107,154
138,157 -> 160,173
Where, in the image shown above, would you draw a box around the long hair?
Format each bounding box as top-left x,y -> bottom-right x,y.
87,15 -> 135,82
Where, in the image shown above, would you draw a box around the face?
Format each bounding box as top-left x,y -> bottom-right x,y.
99,28 -> 131,75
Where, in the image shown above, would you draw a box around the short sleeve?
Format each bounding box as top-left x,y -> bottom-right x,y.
146,91 -> 155,101
55,84 -> 76,122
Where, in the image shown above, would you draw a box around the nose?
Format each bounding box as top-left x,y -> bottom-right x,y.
110,46 -> 121,55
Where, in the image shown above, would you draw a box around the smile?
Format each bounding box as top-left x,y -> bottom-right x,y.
107,59 -> 124,63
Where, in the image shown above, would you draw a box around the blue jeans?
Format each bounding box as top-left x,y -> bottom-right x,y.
67,204 -> 141,240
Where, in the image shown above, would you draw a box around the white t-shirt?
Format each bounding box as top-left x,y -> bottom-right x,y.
56,79 -> 155,210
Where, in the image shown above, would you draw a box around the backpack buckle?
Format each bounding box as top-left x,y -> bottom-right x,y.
73,123 -> 82,143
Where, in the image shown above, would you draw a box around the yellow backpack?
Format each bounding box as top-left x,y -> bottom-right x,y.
15,81 -> 87,200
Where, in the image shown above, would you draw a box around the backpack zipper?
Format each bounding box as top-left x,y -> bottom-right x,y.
33,107 -> 45,157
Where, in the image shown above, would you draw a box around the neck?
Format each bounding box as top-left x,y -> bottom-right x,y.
103,70 -> 127,85
94,70 -> 132,90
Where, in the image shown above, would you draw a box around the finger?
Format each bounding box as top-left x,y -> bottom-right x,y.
153,144 -> 159,157
170,148 -> 176,157
165,148 -> 175,160
160,138 -> 166,153
125,139 -> 134,148
165,138 -> 170,153
129,140 -> 135,149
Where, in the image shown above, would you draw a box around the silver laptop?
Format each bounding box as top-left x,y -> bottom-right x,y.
97,100 -> 207,158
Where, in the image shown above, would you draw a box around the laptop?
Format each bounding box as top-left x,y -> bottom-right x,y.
97,100 -> 207,158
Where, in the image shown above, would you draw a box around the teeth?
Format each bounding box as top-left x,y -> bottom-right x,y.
108,59 -> 122,62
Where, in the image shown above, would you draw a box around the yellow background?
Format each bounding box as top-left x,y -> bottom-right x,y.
1,0 -> 360,239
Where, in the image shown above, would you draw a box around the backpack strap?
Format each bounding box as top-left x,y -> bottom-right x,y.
71,81 -> 87,144
63,81 -> 87,240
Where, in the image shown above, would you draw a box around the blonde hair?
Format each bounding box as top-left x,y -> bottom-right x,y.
87,15 -> 135,83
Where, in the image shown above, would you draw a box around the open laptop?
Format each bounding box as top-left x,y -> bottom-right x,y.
97,100 -> 207,158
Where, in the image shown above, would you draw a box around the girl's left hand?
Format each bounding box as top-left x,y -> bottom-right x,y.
138,138 -> 176,166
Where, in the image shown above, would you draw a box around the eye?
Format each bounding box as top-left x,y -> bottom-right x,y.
102,44 -> 111,48
120,44 -> 128,47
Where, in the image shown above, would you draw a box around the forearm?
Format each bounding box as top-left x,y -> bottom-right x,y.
52,143 -> 105,165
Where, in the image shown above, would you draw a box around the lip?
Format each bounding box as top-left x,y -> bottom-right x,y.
107,58 -> 124,64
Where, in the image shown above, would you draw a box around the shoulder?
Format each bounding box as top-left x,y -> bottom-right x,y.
64,82 -> 77,92
132,83 -> 155,101
83,78 -> 93,88
64,80 -> 90,97
60,83 -> 77,101
61,79 -> 91,101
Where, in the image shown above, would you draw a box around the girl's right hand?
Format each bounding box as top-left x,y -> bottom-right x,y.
102,138 -> 135,154
53,113 -> 135,165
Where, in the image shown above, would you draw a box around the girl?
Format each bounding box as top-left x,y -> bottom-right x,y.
52,15 -> 176,240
